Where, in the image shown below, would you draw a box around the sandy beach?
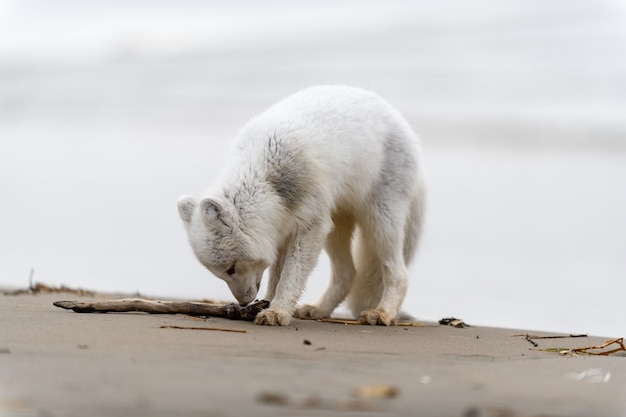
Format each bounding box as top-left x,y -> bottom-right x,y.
1,290 -> 624,417
1,2 -> 625,414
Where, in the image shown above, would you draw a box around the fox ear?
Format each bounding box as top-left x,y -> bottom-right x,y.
177,195 -> 197,225
200,197 -> 234,229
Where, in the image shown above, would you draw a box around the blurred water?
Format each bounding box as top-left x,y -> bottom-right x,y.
1,0 -> 625,335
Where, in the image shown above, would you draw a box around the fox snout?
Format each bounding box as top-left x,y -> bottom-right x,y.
230,283 -> 260,307
234,290 -> 256,307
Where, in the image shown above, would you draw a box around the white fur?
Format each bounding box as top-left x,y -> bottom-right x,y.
178,85 -> 425,326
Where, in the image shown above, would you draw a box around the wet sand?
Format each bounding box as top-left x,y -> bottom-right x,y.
1,290 -> 624,417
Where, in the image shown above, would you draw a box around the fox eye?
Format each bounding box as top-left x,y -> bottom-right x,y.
226,265 -> 236,276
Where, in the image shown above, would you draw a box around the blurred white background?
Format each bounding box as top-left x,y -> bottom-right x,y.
1,0 -> 625,336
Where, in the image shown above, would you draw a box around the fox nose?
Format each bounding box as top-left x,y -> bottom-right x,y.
236,293 -> 255,306
230,284 -> 258,307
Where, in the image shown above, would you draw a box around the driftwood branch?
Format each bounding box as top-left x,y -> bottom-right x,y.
53,299 -> 269,321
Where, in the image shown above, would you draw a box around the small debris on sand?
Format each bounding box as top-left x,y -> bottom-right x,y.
354,384 -> 400,399
256,391 -> 289,406
5,282 -> 96,297
439,317 -> 468,328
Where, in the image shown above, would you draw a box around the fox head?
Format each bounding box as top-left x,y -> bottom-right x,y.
177,195 -> 268,306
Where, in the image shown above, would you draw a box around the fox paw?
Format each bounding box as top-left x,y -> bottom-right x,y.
358,309 -> 397,326
295,304 -> 330,320
254,309 -> 291,326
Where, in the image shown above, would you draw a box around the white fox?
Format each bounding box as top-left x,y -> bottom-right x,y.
177,85 -> 425,326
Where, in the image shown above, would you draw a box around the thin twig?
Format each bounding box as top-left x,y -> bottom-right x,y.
311,318 -> 429,326
569,338 -> 625,356
160,325 -> 246,334
535,338 -> 625,356
28,268 -> 34,292
512,334 -> 588,339
525,335 -> 539,347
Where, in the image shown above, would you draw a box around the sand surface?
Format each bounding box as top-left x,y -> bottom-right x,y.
1,291 -> 624,417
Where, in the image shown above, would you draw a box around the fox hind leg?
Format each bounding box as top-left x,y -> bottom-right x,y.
350,197 -> 416,326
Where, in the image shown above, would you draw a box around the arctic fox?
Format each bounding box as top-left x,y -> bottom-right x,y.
178,85 -> 425,326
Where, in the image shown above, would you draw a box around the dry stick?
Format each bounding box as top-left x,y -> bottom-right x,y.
160,325 -> 247,334
569,338 -> 625,356
512,333 -> 588,339
525,335 -> 539,347
28,268 -> 34,292
535,338 -> 625,356
314,318 -> 430,326
53,299 -> 270,322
